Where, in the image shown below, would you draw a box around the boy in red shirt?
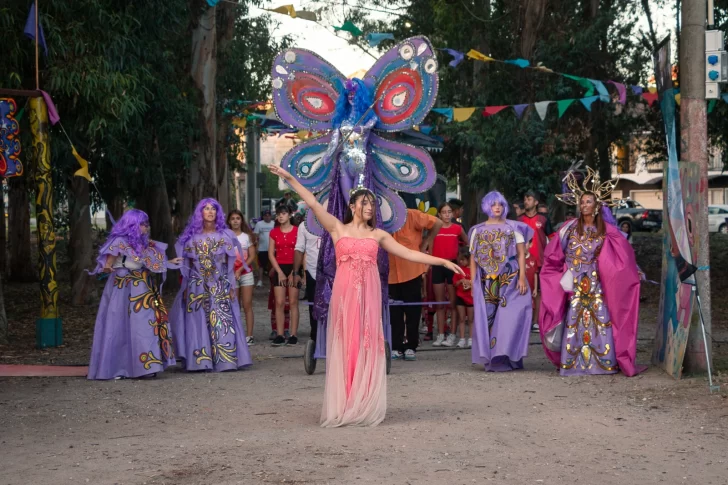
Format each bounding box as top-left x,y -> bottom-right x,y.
452,248 -> 474,349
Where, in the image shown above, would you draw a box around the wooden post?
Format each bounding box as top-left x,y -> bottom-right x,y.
29,96 -> 61,348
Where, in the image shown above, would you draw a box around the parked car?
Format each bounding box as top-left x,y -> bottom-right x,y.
613,199 -> 663,232
708,205 -> 728,233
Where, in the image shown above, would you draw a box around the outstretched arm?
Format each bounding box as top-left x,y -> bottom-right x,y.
268,164 -> 343,236
377,230 -> 465,276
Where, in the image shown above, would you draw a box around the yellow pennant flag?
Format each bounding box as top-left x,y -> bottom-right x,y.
232,117 -> 247,129
466,49 -> 494,62
266,5 -> 297,18
72,146 -> 92,181
675,93 -> 681,105
453,107 -> 476,122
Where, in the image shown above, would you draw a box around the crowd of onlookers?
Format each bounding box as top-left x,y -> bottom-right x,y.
234,190 -> 561,360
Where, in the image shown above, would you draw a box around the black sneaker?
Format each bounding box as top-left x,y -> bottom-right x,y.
287,335 -> 298,345
272,335 -> 286,346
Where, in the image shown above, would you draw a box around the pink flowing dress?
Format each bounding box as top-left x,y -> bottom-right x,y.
321,237 -> 387,427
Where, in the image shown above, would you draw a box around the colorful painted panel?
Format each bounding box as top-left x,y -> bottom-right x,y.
653,162 -> 699,378
0,98 -> 23,178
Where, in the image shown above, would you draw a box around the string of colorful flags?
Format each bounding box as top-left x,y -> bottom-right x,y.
252,6 -> 728,120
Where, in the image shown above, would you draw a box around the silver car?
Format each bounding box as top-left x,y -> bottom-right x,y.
708,205 -> 728,233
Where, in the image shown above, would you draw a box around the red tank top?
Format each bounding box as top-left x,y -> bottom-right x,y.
432,223 -> 462,260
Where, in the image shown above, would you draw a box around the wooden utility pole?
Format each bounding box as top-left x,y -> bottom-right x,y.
679,0 -> 711,373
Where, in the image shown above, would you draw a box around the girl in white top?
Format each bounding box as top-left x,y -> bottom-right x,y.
228,210 -> 257,345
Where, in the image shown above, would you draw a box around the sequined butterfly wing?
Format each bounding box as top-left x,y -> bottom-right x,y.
362,36 -> 440,132
368,134 -> 436,233
361,36 -> 439,233
271,48 -> 345,131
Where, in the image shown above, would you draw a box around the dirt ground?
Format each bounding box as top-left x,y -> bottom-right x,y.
1,233 -> 728,484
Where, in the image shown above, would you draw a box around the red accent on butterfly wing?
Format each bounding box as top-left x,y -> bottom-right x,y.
374,69 -> 423,127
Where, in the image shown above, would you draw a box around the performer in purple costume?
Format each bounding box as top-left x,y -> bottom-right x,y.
270,37 -> 440,357
88,209 -> 180,380
468,192 -> 533,371
539,168 -> 643,376
169,199 -> 252,372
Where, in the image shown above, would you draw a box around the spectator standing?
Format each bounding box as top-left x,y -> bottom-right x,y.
388,209 -> 442,361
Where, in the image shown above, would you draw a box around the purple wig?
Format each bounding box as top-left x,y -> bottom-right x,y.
178,198 -> 228,247
104,209 -> 150,256
332,78 -> 375,128
481,191 -> 510,219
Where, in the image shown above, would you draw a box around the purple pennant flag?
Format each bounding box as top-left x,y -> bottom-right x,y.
513,104 -> 528,119
24,1 -> 48,56
608,81 -> 627,104
441,49 -> 465,68
630,85 -> 643,95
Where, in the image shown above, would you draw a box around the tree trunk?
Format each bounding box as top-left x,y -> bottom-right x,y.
216,120 -> 231,213
68,176 -> 95,305
106,193 -> 124,228
137,159 -> 179,291
0,181 -> 6,274
7,176 -> 34,282
0,273 -> 7,344
186,1 -> 219,206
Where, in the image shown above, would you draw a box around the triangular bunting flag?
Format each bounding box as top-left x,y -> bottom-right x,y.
334,20 -> 362,37
708,99 -> 717,113
556,99 -> 575,118
641,92 -> 658,106
534,63 -> 554,73
589,79 -> 610,102
513,104 -> 528,119
675,93 -> 681,105
608,81 -> 627,104
563,75 -> 594,96
453,107 -> 476,122
442,48 -> 465,67
366,33 -> 394,47
72,146 -> 92,181
432,108 -> 454,122
579,96 -> 600,112
295,10 -> 319,21
482,106 -> 508,117
535,101 -> 551,120
267,5 -> 296,17
504,58 -> 530,68
631,85 -> 644,95
466,49 -> 494,62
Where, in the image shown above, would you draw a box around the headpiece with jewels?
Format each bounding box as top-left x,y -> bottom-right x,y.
556,166 -> 622,208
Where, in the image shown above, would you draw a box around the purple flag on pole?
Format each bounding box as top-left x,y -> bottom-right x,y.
24,1 -> 48,56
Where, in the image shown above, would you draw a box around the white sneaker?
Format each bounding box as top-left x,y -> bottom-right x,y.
404,349 -> 416,361
532,323 -> 539,332
246,336 -> 255,346
441,334 -> 457,347
456,338 -> 467,349
467,338 -> 472,348
256,280 -> 263,288
432,334 -> 446,347
391,350 -> 403,360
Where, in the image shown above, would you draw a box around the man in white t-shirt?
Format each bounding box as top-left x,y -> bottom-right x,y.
293,222 -> 321,341
253,211 -> 275,287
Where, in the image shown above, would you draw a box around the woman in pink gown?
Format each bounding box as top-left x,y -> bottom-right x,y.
269,165 -> 464,427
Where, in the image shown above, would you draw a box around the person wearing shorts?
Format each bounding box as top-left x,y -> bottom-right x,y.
253,211 -> 275,287
431,203 -> 468,347
227,209 -> 256,345
269,206 -> 300,346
